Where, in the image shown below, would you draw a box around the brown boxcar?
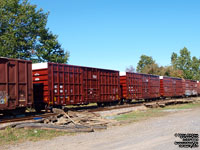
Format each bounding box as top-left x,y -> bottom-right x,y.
32,62 -> 120,109
197,81 -> 200,95
0,58 -> 33,112
160,76 -> 183,98
182,79 -> 198,96
120,72 -> 160,100
173,78 -> 184,97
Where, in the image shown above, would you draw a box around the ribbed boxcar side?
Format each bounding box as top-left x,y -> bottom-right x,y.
0,58 -> 33,112
191,80 -> 198,96
82,67 -> 98,103
32,62 -> 120,108
33,63 -> 85,107
145,74 -> 160,99
120,72 -> 160,100
50,63 -> 85,105
160,76 -> 184,98
99,69 -> 120,103
160,76 -> 173,97
173,78 -> 184,97
120,73 -> 143,100
182,79 -> 198,96
197,81 -> 200,95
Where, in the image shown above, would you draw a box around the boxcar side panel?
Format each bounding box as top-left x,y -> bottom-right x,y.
150,75 -> 160,99
48,63 -> 84,105
160,77 -> 184,98
99,70 -> 120,102
160,76 -> 173,97
82,67 -> 99,103
182,79 -> 198,96
120,72 -> 160,100
127,73 -> 143,99
197,81 -> 200,95
173,78 -> 184,97
33,63 -> 120,107
0,58 -> 33,111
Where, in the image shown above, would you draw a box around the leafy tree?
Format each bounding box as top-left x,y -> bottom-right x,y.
135,49 -> 191,79
161,66 -> 184,78
191,56 -> 200,80
136,55 -> 155,72
171,52 -> 178,67
171,47 -> 200,80
141,64 -> 183,77
140,63 -> 184,77
140,63 -> 159,75
125,65 -> 135,72
0,0 -> 69,63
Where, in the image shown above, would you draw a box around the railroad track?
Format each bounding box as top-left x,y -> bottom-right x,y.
0,113 -> 56,124
0,102 -> 147,124
88,97 -> 198,112
0,97 -> 197,124
88,102 -> 143,112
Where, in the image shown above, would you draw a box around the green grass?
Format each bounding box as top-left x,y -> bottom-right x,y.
115,101 -> 200,122
0,128 -> 71,146
65,103 -> 97,108
115,109 -> 165,122
161,102 -> 200,110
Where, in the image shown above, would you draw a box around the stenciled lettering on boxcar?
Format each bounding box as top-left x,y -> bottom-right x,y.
0,91 -> 8,104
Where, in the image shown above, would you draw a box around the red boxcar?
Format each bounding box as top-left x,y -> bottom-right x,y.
32,62 -> 120,110
197,81 -> 200,95
160,76 -> 183,98
182,79 -> 198,96
120,72 -> 160,100
0,58 -> 33,112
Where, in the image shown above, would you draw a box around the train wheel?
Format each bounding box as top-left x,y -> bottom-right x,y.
10,108 -> 26,116
112,101 -> 119,105
34,103 -> 46,113
126,99 -> 132,104
35,107 -> 42,113
97,102 -> 103,107
120,99 -> 124,105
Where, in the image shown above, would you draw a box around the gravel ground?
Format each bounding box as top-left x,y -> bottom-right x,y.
97,105 -> 147,117
5,108 -> 200,150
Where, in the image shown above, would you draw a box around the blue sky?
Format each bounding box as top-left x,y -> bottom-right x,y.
30,0 -> 200,71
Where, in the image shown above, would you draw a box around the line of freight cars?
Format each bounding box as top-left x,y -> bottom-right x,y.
0,57 -> 200,113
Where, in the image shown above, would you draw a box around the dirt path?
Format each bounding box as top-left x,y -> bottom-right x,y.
5,108 -> 200,150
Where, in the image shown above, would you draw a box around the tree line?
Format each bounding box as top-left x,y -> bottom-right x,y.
126,47 -> 200,80
0,0 -> 69,63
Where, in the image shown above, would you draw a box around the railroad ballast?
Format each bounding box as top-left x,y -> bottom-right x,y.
0,57 -> 200,113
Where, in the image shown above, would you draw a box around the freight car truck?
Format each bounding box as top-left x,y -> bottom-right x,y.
32,62 -> 121,111
0,58 -> 33,114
